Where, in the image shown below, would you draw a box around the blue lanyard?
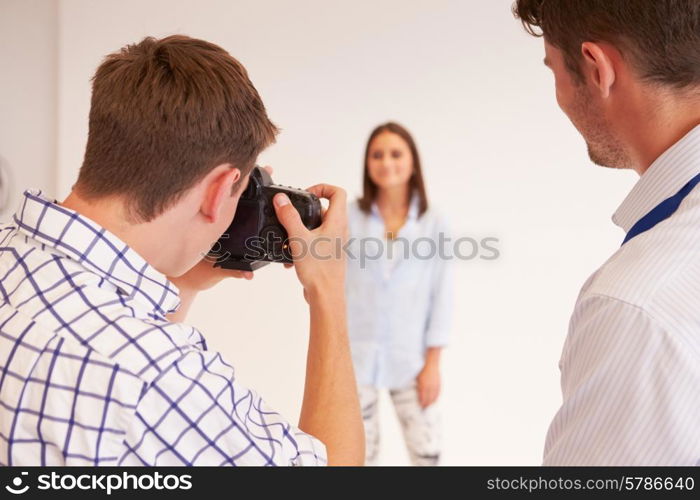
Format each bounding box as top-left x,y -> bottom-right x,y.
623,172 -> 700,245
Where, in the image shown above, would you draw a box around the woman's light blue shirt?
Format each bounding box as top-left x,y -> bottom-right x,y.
345,197 -> 454,389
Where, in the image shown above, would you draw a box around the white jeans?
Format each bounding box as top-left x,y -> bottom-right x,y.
358,384 -> 441,466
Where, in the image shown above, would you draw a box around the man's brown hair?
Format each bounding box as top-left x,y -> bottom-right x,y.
513,0 -> 700,89
76,35 -> 278,222
358,122 -> 429,217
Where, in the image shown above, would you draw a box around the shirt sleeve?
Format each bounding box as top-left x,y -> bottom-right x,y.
543,294 -> 700,465
120,349 -> 327,466
424,214 -> 454,347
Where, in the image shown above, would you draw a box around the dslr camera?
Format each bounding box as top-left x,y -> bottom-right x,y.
210,166 -> 322,271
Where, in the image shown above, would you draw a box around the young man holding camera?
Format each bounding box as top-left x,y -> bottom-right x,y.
0,35 -> 363,466
514,0 -> 700,465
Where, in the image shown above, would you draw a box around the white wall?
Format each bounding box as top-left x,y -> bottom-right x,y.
6,0 -> 639,465
0,0 -> 57,216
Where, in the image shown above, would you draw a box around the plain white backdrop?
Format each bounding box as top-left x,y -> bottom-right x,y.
1,0 -> 639,465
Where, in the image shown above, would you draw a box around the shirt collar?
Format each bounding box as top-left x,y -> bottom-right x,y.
369,191 -> 420,220
613,124 -> 700,233
13,189 -> 180,317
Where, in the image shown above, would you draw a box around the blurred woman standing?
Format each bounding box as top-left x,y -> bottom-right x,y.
346,122 -> 453,465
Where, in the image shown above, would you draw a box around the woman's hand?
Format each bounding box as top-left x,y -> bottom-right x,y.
416,362 -> 441,408
416,347 -> 443,408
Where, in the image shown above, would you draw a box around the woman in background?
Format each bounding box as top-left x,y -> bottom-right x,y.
346,122 -> 453,466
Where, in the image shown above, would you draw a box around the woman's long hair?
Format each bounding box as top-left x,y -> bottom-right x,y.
357,122 -> 428,217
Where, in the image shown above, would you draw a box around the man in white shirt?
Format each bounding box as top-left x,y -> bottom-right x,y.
514,0 -> 700,465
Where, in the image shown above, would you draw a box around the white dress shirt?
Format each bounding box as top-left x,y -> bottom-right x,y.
544,125 -> 700,465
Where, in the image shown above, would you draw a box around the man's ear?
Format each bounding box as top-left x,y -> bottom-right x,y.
200,164 -> 241,223
581,42 -> 617,98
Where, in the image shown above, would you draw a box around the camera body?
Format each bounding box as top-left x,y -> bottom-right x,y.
211,166 -> 322,271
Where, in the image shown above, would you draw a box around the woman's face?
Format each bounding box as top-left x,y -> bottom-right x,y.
367,132 -> 414,190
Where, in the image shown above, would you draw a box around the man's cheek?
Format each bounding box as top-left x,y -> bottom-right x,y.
554,81 -> 572,114
555,87 -> 566,111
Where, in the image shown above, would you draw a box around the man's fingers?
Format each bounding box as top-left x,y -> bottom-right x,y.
305,184 -> 347,224
273,193 -> 307,240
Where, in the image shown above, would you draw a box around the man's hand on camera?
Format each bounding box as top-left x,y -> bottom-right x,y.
273,184 -> 347,300
165,258 -> 253,323
274,185 -> 363,465
168,258 -> 253,294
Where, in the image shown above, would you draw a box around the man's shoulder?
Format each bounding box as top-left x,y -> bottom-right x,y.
0,232 -> 206,385
580,200 -> 700,318
85,310 -> 207,384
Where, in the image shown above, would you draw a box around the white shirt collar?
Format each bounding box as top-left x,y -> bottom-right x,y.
369,191 -> 420,220
613,124 -> 700,233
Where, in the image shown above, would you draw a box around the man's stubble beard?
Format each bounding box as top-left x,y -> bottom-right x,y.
570,84 -> 634,170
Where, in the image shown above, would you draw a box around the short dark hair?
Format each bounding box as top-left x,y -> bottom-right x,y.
76,35 -> 279,222
358,122 -> 429,217
513,0 -> 700,89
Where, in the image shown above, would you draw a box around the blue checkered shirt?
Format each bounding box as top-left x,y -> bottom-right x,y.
0,190 -> 326,466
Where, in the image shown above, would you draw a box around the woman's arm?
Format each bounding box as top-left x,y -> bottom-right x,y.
417,346 -> 442,408
417,213 -> 454,407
